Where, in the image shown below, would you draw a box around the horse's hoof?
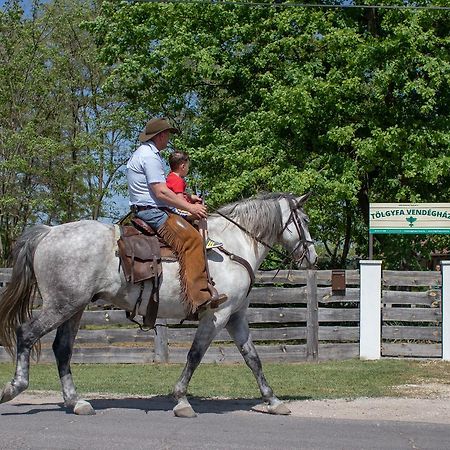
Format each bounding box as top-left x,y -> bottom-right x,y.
268,402 -> 291,415
173,401 -> 197,418
74,400 -> 96,415
0,383 -> 15,404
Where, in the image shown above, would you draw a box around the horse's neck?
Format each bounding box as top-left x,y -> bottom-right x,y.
208,217 -> 272,269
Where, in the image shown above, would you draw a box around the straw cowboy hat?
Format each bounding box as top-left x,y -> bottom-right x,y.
139,118 -> 179,143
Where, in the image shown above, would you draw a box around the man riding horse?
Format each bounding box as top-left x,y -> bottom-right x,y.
126,117 -> 227,312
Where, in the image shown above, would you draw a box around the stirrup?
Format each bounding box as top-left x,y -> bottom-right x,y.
205,237 -> 223,250
210,293 -> 228,308
199,293 -> 228,310
199,284 -> 228,310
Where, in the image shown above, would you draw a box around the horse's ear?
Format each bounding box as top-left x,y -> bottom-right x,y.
296,192 -> 312,206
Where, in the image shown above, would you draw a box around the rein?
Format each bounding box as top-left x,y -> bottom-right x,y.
214,210 -> 287,260
213,198 -> 313,267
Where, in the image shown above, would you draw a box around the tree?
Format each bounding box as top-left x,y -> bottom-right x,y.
40,0 -> 133,223
0,0 -> 56,262
89,1 -> 450,268
0,0 -> 132,264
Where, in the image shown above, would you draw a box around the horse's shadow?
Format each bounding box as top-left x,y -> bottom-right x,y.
91,396 -> 262,414
2,394 -> 313,416
89,395 -> 311,414
2,395 -> 266,416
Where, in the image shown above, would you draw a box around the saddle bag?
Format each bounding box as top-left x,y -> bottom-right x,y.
117,226 -> 162,283
117,225 -> 164,330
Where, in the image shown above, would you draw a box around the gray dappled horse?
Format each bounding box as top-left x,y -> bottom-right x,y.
0,193 -> 316,417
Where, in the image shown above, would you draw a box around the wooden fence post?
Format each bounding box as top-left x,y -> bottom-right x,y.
306,269 -> 318,361
442,261 -> 450,361
154,319 -> 169,363
359,260 -> 382,360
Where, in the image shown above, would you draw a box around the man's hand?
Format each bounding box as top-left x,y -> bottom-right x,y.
190,194 -> 202,204
186,202 -> 207,219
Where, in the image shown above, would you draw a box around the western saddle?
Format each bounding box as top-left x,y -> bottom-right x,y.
117,217 -> 175,330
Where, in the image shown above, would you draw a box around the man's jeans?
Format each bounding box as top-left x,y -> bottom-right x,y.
136,208 -> 169,230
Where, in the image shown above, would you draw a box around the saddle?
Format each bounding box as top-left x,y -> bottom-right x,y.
117,217 -> 176,330
118,218 -> 176,284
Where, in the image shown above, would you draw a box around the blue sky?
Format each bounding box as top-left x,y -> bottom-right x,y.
0,0 -> 31,9
1,0 -> 34,15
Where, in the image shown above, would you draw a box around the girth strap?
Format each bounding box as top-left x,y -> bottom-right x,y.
218,246 -> 255,297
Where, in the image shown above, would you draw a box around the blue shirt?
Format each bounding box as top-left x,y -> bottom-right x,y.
126,141 -> 170,208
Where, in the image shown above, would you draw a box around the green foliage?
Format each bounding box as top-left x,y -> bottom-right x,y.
0,0 -> 132,264
89,1 -> 450,269
1,1 -> 449,268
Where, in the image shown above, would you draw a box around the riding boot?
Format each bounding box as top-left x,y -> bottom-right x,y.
157,214 -> 227,312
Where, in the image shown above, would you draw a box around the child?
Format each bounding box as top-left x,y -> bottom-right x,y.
166,151 -> 202,204
167,151 -> 222,250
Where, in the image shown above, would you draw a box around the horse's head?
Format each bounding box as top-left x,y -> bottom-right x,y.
279,193 -> 317,269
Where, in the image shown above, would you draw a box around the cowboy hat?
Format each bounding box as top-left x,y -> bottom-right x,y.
139,117 -> 179,143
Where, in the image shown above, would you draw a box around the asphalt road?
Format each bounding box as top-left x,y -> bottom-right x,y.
1,396 -> 449,450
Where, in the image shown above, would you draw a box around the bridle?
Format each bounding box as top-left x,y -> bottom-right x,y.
280,197 -> 315,266
214,196 -> 314,267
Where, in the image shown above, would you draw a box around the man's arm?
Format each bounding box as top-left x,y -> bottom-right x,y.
150,182 -> 207,219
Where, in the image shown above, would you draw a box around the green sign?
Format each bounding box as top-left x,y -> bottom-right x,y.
369,203 -> 450,235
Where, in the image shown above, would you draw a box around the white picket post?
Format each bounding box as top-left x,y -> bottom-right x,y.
442,261 -> 450,361
359,260 -> 382,360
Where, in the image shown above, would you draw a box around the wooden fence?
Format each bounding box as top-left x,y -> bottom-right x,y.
0,267 -> 443,363
381,270 -> 442,358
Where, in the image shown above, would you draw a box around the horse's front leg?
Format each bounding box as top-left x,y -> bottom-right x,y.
52,309 -> 95,415
226,310 -> 291,415
173,311 -> 227,418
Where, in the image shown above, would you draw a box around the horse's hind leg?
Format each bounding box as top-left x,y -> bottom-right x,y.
0,312 -> 61,404
0,327 -> 33,404
226,311 -> 291,415
52,309 -> 95,415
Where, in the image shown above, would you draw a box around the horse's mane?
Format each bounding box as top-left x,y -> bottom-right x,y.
216,192 -> 294,242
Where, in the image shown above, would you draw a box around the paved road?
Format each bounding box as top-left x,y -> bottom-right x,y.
1,396 -> 449,449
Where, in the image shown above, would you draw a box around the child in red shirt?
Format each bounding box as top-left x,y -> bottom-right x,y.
166,152 -> 202,204
167,151 -> 221,249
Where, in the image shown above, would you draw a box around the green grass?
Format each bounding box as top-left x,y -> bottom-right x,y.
1,359 -> 450,399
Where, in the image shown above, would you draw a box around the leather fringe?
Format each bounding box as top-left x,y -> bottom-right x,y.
157,222 -> 192,312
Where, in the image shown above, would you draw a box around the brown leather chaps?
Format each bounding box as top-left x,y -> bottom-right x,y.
157,213 -> 211,312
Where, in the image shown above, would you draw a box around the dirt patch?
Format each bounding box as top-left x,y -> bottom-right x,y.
276,383 -> 450,424
9,384 -> 450,424
391,382 -> 450,399
285,396 -> 450,424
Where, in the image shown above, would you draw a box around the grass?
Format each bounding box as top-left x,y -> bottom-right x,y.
1,359 -> 450,400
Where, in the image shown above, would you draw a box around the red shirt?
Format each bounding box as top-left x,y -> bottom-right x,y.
166,172 -> 192,203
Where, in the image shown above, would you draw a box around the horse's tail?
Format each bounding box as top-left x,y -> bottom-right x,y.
0,225 -> 51,357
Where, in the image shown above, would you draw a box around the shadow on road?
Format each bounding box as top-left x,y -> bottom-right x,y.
1,395 -> 266,416
90,396 -> 263,414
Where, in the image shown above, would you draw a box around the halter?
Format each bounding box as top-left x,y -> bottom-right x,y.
215,196 -> 314,267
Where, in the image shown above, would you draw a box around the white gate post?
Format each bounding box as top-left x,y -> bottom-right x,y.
359,260 -> 382,360
442,261 -> 450,361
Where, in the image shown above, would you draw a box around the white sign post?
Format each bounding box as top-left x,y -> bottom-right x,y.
359,260 -> 382,360
442,262 -> 450,361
